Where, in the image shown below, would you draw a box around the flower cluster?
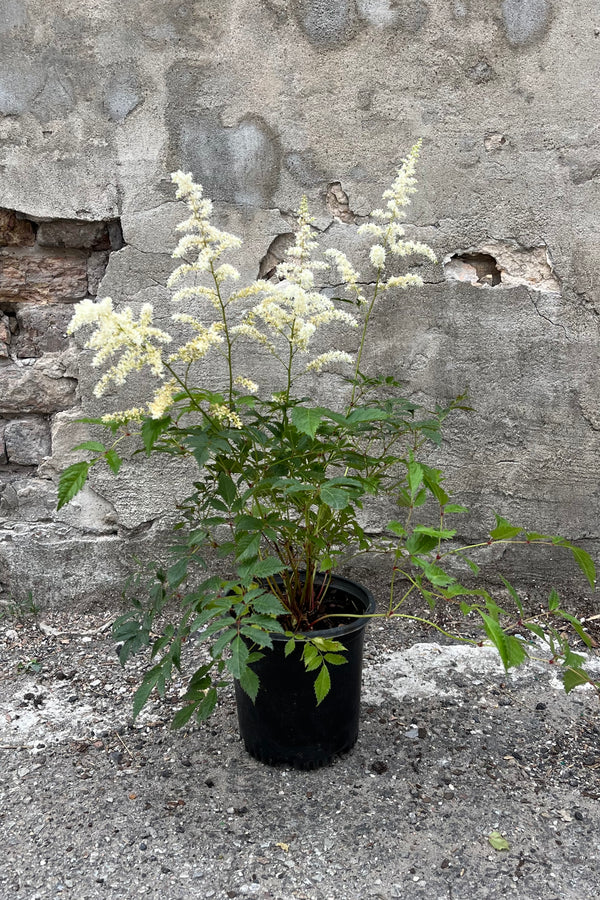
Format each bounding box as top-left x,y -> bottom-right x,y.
67,298 -> 172,398
67,150 -> 434,418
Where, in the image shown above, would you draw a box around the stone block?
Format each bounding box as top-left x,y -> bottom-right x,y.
87,251 -> 110,296
36,221 -> 110,251
4,417 -> 51,466
0,313 -> 10,358
0,420 -> 6,465
0,210 -> 35,247
0,361 -> 77,415
0,251 -> 88,303
13,303 -> 74,358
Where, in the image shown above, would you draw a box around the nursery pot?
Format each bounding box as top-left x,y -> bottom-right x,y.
234,573 -> 375,769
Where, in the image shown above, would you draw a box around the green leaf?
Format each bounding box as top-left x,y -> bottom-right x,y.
217,472 -> 237,507
563,668 -> 590,693
557,611 -> 594,648
407,458 -> 424,499
524,621 -> 545,640
252,592 -> 286,616
57,461 -> 90,510
104,449 -> 123,474
284,637 -> 296,657
250,558 -> 285,579
444,504 -> 468,514
71,440 -> 106,453
548,588 -> 560,611
480,612 -> 528,670
238,665 -> 260,702
141,416 -> 171,454
490,515 -> 523,541
320,483 -> 351,510
132,673 -> 159,719
291,406 -> 325,438
226,635 -> 250,679
171,704 -> 196,729
196,687 -> 218,720
345,407 -> 388,424
488,831 -> 510,852
240,626 -> 273,649
324,653 -> 347,666
211,625 -> 238,656
167,558 -> 188,588
235,532 -> 261,563
568,545 -> 596,589
387,520 -> 407,537
314,665 -> 331,705
498,575 -> 523,616
413,526 -> 456,540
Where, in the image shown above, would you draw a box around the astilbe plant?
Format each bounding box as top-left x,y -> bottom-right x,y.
58,144 -> 599,724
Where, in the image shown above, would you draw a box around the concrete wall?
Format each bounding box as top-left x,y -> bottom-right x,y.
1,0 -> 599,606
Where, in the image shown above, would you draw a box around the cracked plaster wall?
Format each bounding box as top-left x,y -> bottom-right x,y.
1,0 -> 599,605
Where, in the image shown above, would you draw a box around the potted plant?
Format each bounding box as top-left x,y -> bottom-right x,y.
58,145 -> 598,768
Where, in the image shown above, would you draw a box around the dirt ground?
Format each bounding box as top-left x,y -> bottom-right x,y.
1,601 -> 599,900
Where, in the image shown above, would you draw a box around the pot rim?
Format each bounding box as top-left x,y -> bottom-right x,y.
268,572 -> 376,642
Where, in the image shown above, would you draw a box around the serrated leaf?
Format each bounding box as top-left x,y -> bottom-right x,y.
324,653 -> 347,666
557,611 -> 594,648
480,612 -> 528,670
387,520 -> 407,537
444,504 -> 469,514
548,588 -> 560,611
345,407 -> 388,424
171,704 -> 196,729
235,532 -> 261,563
499,575 -> 523,616
57,461 -> 90,510
141,416 -> 171,454
314,664 -> 331,705
196,688 -> 218,720
291,405 -> 326,438
413,526 -> 456,540
524,621 -> 545,640
490,515 -> 523,541
284,637 -> 296,657
568,545 -> 596,589
252,592 -> 286,616
166,558 -> 188,588
304,655 -> 322,672
71,440 -> 106,453
239,665 -> 260,702
104,448 -> 123,474
250,557 -> 285,579
407,458 -> 424,499
488,831 -> 510,851
217,472 -> 237,507
132,673 -> 158,719
563,668 -> 590,693
320,483 -> 351,510
226,635 -> 250,679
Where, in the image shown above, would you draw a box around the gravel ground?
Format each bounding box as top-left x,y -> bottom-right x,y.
1,605 -> 600,900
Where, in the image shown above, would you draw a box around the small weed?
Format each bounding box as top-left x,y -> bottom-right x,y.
0,591 -> 41,624
17,659 -> 42,675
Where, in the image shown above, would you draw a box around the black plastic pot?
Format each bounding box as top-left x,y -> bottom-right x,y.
234,573 -> 375,769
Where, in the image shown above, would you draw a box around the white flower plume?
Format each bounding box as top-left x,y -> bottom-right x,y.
68,298 -> 172,397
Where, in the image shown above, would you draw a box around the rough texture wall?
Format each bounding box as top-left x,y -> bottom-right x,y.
0,0 -> 599,605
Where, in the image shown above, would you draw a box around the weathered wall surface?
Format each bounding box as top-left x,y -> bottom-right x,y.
1,0 -> 599,605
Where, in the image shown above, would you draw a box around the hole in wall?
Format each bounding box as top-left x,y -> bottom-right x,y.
444,252 -> 502,286
258,232 -> 295,280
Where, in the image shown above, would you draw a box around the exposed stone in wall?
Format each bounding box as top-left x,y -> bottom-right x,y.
0,208 -> 123,496
444,242 -> 560,292
326,182 -> 356,223
3,417 -> 51,466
